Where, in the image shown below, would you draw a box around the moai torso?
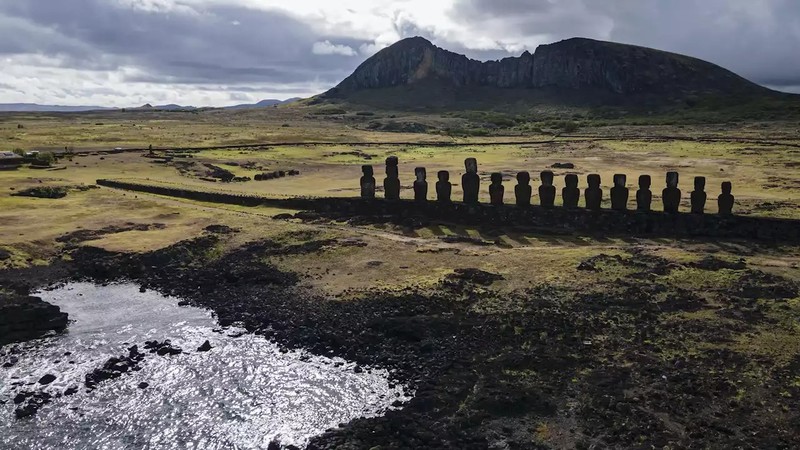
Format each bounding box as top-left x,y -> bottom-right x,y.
690,176 -> 707,214
636,175 -> 652,211
515,172 -> 532,207
610,174 -> 629,211
436,171 -> 452,203
384,156 -> 400,200
413,167 -> 428,202
462,158 -> 480,204
562,174 -> 580,208
662,171 -> 681,213
489,173 -> 504,205
585,174 -> 603,210
539,171 -> 556,208
360,165 -> 376,199
718,181 -> 734,215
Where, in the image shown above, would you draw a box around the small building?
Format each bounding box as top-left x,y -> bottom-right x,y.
0,151 -> 18,158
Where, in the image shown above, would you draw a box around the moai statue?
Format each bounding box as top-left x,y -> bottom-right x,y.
539,171 -> 556,208
562,174 -> 580,208
489,173 -> 504,206
662,171 -> 681,213
413,167 -> 428,202
515,172 -> 532,207
718,181 -> 734,215
436,170 -> 452,203
610,174 -> 629,211
636,175 -> 652,212
462,158 -> 480,204
584,174 -> 603,210
384,156 -> 400,200
690,176 -> 707,214
360,165 -> 376,199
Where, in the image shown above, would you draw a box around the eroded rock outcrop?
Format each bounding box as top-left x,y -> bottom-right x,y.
0,295 -> 68,346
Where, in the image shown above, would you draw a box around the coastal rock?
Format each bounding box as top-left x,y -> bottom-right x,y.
0,294 -> 68,346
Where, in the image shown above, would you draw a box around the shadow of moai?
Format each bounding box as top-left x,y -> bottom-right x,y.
691,176 -> 707,214
515,172 -> 532,207
636,175 -> 652,211
539,171 -> 556,208
611,173 -> 629,211
585,174 -> 602,210
489,172 -> 504,206
562,174 -> 580,208
360,165 -> 375,199
414,167 -> 428,202
384,156 -> 400,201
718,181 -> 734,215
462,158 -> 480,204
436,170 -> 452,203
662,171 -> 681,213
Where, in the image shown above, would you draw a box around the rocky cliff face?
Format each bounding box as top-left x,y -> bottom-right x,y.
331,36 -> 765,98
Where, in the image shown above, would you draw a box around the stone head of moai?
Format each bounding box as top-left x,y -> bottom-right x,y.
691,176 -> 707,214
718,181 -> 734,215
565,174 -> 578,188
611,173 -> 629,211
385,156 -> 399,177
562,174 -> 580,209
540,170 -> 554,186
414,167 -> 428,202
662,171 -> 681,213
489,172 -> 504,205
666,171 -> 679,188
436,170 -> 452,203
465,157 -> 478,173
539,170 -> 556,208
636,175 -> 653,211
694,176 -> 706,191
585,174 -> 602,210
362,165 -> 374,177
515,171 -> 532,206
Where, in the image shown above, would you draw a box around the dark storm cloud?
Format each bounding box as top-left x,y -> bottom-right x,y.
451,0 -> 800,91
0,0 -> 365,86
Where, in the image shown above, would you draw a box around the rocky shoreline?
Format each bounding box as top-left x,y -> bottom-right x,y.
2,231 -> 799,448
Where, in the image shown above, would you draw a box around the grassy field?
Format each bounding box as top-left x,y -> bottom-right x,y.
1,105 -> 798,278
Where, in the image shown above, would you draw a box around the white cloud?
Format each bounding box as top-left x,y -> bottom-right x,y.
312,40 -> 357,56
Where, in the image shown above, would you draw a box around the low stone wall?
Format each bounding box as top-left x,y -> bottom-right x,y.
96,179 -> 800,242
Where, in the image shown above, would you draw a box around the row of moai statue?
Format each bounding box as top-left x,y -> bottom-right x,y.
360,157 -> 735,214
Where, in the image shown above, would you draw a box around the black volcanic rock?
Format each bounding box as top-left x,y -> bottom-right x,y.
329,36 -> 768,100
0,295 -> 68,346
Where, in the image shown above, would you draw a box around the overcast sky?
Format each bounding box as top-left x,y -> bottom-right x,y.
1,0 -> 798,107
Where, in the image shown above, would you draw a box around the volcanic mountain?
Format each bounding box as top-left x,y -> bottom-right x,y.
321,36 -> 781,110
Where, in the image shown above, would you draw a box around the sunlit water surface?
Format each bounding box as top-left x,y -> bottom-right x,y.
0,282 -> 408,449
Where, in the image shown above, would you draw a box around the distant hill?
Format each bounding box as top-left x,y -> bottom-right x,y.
226,98 -> 302,110
320,36 -> 793,112
0,98 -> 302,113
0,103 -> 114,113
